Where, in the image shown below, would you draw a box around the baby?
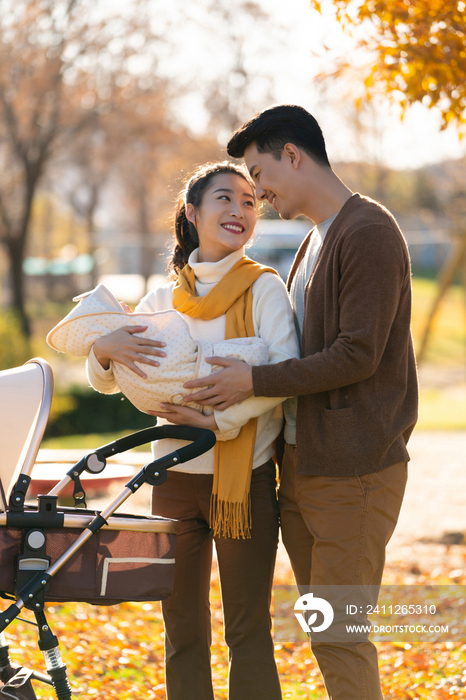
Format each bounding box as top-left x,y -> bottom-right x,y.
47,284 -> 268,416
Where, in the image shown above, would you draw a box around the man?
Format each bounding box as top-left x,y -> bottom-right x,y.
184,104 -> 419,699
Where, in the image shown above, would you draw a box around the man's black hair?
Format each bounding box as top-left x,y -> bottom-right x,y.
227,104 -> 331,167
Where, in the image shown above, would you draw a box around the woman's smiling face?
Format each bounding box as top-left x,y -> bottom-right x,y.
186,172 -> 256,263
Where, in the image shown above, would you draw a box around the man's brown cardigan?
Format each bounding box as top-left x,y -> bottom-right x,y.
252,193 -> 419,477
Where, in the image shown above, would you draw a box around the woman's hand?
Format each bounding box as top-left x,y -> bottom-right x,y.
93,326 -> 166,378
148,403 -> 218,431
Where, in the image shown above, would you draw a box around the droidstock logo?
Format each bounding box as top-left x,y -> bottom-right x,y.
294,592 -> 334,633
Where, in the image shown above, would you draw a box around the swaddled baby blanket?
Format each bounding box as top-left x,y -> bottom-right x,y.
46,284 -> 268,415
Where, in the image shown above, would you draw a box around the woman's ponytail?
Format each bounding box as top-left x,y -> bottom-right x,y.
168,197 -> 199,277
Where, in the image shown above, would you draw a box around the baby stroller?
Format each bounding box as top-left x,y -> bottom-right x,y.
0,358 -> 216,699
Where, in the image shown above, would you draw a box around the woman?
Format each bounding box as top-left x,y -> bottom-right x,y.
87,161 -> 300,700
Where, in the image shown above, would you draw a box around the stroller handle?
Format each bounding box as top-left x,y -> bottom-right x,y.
99,424 -> 216,463
47,425 -> 216,503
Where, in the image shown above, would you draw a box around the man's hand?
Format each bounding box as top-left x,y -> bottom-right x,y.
148,403 -> 218,430
182,357 -> 254,410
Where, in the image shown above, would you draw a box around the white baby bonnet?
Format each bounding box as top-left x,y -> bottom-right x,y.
46,284 -> 268,415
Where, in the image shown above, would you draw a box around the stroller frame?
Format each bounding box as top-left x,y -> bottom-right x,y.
0,359 -> 216,699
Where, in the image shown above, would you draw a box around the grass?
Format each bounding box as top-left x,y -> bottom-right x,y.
411,277 -> 466,365
417,387 -> 466,431
411,277 -> 466,430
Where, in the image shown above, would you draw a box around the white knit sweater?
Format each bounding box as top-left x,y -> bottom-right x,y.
86,248 -> 300,473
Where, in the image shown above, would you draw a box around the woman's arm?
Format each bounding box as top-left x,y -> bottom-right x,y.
86,284 -> 174,393
86,345 -> 120,395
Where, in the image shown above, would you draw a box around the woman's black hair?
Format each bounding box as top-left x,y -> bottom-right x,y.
168,160 -> 255,278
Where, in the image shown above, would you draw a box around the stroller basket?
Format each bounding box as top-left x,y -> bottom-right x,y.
0,509 -> 177,605
0,359 -> 216,699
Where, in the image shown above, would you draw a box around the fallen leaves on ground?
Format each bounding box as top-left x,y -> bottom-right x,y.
4,555 -> 466,698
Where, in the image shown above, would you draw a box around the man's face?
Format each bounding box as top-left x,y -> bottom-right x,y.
244,142 -> 301,220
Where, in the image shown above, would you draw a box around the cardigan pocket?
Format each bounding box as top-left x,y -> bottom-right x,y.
322,407 -> 356,456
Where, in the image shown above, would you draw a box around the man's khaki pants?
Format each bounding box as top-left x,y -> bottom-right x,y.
279,444 -> 407,700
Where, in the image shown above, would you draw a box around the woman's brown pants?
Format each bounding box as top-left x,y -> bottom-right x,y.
152,460 -> 282,700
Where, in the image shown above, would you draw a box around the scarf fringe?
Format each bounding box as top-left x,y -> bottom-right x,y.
210,493 -> 252,539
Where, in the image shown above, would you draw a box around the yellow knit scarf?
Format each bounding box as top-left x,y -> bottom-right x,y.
172,255 -> 278,538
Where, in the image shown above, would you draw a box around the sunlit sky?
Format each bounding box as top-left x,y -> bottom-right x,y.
255,0 -> 466,170
107,0 -> 466,170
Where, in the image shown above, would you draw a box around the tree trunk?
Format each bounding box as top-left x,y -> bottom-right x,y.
138,185 -> 155,295
417,235 -> 466,364
86,186 -> 99,288
6,236 -> 31,338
